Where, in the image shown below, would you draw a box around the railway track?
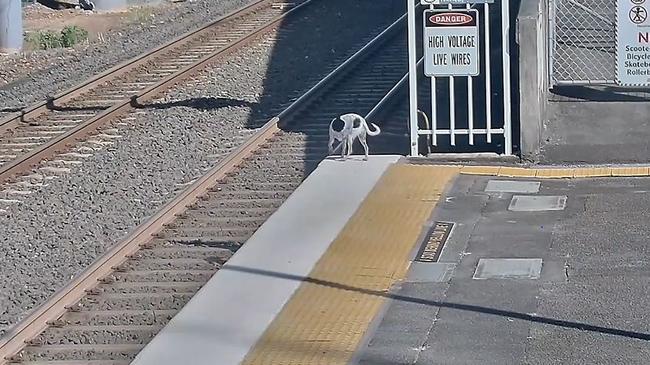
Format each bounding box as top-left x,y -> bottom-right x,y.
0,0 -> 311,185
0,8 -> 416,364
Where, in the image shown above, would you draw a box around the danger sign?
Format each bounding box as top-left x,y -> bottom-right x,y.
424,9 -> 480,77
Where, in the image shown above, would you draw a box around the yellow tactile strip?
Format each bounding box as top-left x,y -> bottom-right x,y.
457,165 -> 650,178
241,164 -> 460,365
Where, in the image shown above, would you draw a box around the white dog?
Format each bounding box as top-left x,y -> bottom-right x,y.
328,113 -> 381,160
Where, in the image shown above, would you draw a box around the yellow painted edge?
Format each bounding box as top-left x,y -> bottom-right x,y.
457,165 -> 650,179
573,167 -> 612,178
460,165 -> 501,175
610,166 -> 650,177
241,164 -> 459,365
497,167 -> 537,178
535,168 -> 575,179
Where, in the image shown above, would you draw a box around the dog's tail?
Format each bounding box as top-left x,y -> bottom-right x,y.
364,120 -> 381,136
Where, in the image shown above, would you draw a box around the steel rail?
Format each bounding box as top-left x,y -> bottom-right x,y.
0,0 -> 271,133
0,11 -> 409,363
0,0 -> 313,185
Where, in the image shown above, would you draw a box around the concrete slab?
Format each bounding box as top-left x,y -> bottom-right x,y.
485,180 -> 540,193
508,195 -> 567,211
541,101 -> 650,165
473,258 -> 543,280
131,155 -> 401,365
359,282 -> 449,365
406,262 -> 456,283
417,279 -> 538,365
357,172 -> 650,365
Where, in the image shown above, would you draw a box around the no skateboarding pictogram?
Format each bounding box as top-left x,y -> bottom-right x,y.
618,0 -> 650,85
629,6 -> 647,23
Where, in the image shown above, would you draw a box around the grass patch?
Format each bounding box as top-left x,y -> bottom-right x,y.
128,7 -> 155,24
61,26 -> 89,47
26,26 -> 89,50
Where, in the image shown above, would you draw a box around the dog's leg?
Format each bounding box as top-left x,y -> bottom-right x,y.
328,131 -> 335,155
346,135 -> 354,157
359,132 -> 369,161
340,137 -> 347,159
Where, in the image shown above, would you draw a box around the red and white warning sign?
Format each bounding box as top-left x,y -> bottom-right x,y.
423,9 -> 480,77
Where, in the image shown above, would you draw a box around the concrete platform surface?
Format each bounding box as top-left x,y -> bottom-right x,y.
358,171 -> 650,365
541,101 -> 650,164
130,155 -> 400,365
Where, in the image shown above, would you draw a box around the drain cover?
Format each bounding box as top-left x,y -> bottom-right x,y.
473,258 -> 543,279
485,180 -> 540,193
508,195 -> 567,211
407,262 -> 456,283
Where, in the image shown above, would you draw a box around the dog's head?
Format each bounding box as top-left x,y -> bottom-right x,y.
330,116 -> 346,133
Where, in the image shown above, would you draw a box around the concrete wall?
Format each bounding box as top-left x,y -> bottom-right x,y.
516,0 -> 548,161
0,0 -> 23,52
93,0 -> 127,11
92,0 -> 164,11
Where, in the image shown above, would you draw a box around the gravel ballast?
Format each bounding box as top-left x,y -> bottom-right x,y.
0,0 -> 402,334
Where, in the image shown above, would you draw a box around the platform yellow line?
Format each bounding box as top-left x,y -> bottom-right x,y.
241,164 -> 460,365
454,165 -> 650,179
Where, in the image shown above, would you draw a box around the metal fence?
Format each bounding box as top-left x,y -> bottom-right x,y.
549,0 -> 617,85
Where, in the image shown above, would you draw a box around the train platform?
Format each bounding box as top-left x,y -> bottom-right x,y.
132,158 -> 650,365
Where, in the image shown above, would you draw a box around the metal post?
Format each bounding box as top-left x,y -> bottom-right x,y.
407,0 -> 419,156
485,2 -> 492,143
501,0 -> 512,155
429,4 -> 437,148
466,3 -> 474,146
447,4 -> 455,147
0,0 -> 23,53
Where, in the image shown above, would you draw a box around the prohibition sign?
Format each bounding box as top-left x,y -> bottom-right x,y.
631,0 -> 645,5
629,6 -> 647,23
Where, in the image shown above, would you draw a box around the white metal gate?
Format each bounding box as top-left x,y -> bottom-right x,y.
407,0 -> 513,155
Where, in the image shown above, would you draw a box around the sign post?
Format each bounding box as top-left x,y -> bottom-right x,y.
407,0 -> 419,156
616,0 -> 650,86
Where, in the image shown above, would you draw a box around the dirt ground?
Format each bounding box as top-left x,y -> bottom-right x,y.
22,1 -> 174,43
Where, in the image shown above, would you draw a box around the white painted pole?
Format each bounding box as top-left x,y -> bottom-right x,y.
430,76 -> 437,146
449,76 -> 456,146
467,3 -> 474,145
484,3 -> 492,143
407,0 -> 419,156
501,0 -> 512,155
429,4 -> 437,148
0,0 -> 23,53
447,4 -> 455,147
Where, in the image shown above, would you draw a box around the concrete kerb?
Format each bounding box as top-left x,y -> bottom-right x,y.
406,155 -> 650,178
410,164 -> 650,179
